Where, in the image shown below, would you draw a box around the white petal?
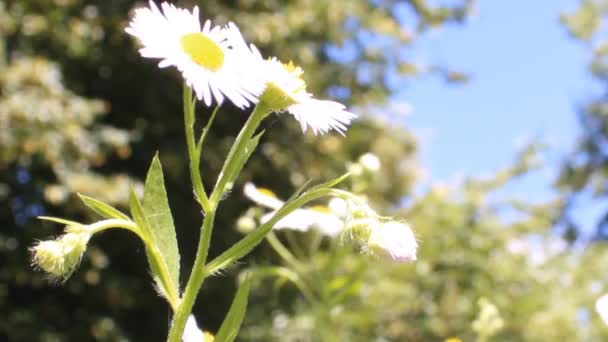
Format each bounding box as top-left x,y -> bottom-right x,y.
182,315 -> 204,342
243,183 -> 284,210
287,99 -> 356,135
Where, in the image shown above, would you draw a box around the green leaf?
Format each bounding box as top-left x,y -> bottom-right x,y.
129,178 -> 179,306
78,193 -> 130,220
224,130 -> 264,189
142,155 -> 180,296
215,276 -> 252,342
37,216 -> 83,227
303,172 -> 350,195
129,188 -> 170,297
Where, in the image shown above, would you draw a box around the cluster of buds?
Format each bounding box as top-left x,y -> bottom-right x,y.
31,227 -> 91,280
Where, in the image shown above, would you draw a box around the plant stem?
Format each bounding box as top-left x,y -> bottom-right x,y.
265,231 -> 302,270
183,84 -> 211,213
86,218 -> 139,235
210,103 -> 270,205
166,209 -> 215,342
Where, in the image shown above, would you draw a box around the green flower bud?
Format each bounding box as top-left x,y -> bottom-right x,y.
32,232 -> 90,279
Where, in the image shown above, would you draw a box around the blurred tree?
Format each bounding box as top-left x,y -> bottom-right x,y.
560,0 -> 608,239
0,0 -> 474,340
241,148 -> 608,341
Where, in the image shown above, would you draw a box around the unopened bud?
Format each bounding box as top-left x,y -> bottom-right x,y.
236,215 -> 256,234
32,232 -> 90,279
366,221 -> 417,263
358,153 -> 381,172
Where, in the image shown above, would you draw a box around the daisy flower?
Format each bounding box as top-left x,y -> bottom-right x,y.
242,44 -> 356,135
243,182 -> 344,236
125,1 -> 263,108
366,221 -> 417,263
182,315 -> 214,342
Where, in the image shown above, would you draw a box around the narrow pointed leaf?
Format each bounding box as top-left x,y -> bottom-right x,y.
225,130 -> 264,189
142,155 -> 180,295
129,187 -> 176,304
78,193 -> 129,220
37,216 -> 83,227
215,276 -> 252,342
304,172 -> 350,194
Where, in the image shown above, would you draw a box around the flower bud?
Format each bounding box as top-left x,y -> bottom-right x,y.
366,221 -> 417,262
32,232 -> 90,279
236,215 -> 257,234
358,153 -> 381,172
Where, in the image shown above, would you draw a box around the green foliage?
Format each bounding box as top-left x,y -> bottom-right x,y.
0,0 -> 476,340
128,157 -> 180,308
559,0 -> 608,237
142,155 -> 180,296
215,276 -> 253,342
78,194 -> 130,220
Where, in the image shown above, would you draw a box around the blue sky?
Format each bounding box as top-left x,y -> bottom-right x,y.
398,0 -> 606,234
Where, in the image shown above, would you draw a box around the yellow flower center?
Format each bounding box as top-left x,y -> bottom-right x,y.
282,61 -> 306,93
258,187 -> 278,198
310,205 -> 331,213
180,33 -> 224,71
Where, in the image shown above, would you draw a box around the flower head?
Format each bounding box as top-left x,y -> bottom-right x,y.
366,221 -> 417,262
248,47 -> 356,135
126,1 -> 263,108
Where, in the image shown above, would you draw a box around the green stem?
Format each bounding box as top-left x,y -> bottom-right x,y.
265,231 -> 302,270
204,187 -> 341,276
183,84 -> 211,213
210,103 -> 270,205
251,266 -> 316,303
84,218 -> 180,310
86,218 -> 139,235
166,210 -> 216,342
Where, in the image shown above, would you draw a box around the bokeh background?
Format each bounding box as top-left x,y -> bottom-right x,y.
3,0 -> 608,340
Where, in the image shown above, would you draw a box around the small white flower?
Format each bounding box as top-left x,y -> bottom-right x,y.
243,182 -> 344,236
182,315 -> 204,342
248,47 -> 356,135
596,293 -> 608,325
243,182 -> 284,210
125,1 -> 263,108
182,315 -> 214,342
358,153 -> 381,172
367,221 -> 417,262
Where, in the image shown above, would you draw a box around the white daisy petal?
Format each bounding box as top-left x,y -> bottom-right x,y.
125,1 -> 264,108
243,183 -> 284,210
182,315 -> 204,342
250,53 -> 357,134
